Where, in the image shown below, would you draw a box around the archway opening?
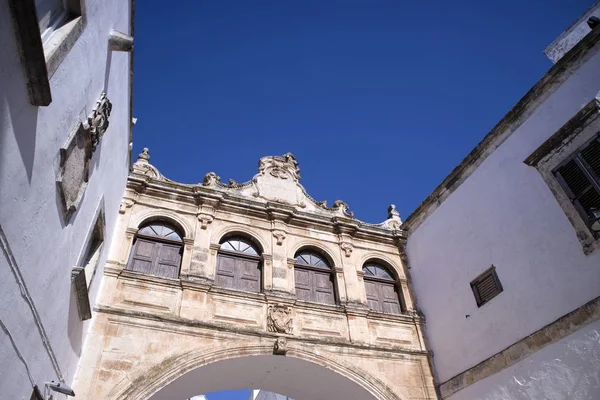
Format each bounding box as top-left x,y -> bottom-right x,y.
148,355 -> 378,400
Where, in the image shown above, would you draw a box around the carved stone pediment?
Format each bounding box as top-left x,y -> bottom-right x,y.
267,304 -> 293,334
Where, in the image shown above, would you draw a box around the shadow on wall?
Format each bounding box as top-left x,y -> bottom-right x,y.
0,83 -> 39,186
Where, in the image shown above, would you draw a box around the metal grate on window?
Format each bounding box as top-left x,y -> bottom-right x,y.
470,266 -> 503,307
554,134 -> 600,234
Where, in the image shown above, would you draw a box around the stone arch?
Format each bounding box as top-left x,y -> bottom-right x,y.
357,252 -> 405,280
130,209 -> 194,239
289,239 -> 342,268
108,343 -> 403,400
212,225 -> 269,254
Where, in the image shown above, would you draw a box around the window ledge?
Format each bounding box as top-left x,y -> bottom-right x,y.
44,15 -> 86,79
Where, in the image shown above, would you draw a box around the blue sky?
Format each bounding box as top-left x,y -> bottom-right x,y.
133,1 -> 592,398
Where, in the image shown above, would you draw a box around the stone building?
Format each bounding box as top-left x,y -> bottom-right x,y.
1,1 -> 133,399
406,3 -> 600,399
71,151 -> 436,399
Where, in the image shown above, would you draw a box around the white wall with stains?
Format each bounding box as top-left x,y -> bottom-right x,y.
0,1 -> 131,398
449,320 -> 600,400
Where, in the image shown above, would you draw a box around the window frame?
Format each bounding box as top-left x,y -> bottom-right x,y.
362,262 -> 405,315
293,250 -> 337,305
524,99 -> 600,254
215,237 -> 263,293
9,0 -> 86,106
126,221 -> 184,280
470,265 -> 503,308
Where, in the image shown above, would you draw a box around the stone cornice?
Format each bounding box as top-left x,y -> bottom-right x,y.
126,175 -> 408,243
403,25 -> 600,233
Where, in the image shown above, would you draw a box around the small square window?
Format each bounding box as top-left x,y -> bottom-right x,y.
470,266 -> 503,307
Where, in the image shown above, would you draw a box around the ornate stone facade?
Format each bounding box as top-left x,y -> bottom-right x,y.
73,151 -> 436,399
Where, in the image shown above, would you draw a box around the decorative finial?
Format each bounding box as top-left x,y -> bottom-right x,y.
137,147 -> 150,163
388,204 -> 400,219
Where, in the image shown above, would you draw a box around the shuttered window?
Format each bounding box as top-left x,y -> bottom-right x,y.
362,263 -> 403,314
126,222 -> 183,279
470,266 -> 503,307
294,251 -> 336,305
216,238 -> 261,292
36,0 -> 69,43
554,134 -> 600,235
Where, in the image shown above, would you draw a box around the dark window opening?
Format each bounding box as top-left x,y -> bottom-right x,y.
554,134 -> 600,236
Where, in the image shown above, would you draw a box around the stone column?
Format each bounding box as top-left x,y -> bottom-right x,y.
269,222 -> 291,294
187,205 -> 216,282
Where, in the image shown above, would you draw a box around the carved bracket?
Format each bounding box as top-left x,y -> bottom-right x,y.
267,304 -> 293,334
272,230 -> 286,246
197,213 -> 214,229
340,242 -> 353,257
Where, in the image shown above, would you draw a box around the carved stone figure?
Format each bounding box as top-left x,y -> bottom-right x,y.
202,172 -> 220,186
340,242 -> 353,257
85,92 -> 112,150
272,230 -> 286,246
273,337 -> 287,355
257,153 -> 301,181
267,304 -> 293,334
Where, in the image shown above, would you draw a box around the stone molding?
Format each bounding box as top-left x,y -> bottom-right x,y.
439,295 -> 600,398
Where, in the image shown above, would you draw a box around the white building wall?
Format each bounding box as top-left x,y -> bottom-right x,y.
407,35 -> 600,383
0,0 -> 131,398
448,320 -> 600,400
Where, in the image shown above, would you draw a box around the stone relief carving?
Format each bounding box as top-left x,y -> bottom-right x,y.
85,92 -> 112,151
272,230 -> 286,245
119,199 -> 135,214
202,172 -> 220,186
258,152 -> 300,181
267,304 -> 293,334
56,123 -> 93,220
340,242 -> 353,257
273,337 -> 288,355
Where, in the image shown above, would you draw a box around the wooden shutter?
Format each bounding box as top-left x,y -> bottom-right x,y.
294,268 -> 312,301
471,266 -> 503,307
216,253 -> 236,288
238,257 -> 260,292
128,238 -> 157,275
364,280 -> 381,312
380,282 -> 402,314
314,270 -> 335,305
154,243 -> 181,279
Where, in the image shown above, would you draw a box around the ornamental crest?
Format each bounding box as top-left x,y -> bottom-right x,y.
258,152 -> 300,181
85,92 -> 112,150
267,304 -> 293,334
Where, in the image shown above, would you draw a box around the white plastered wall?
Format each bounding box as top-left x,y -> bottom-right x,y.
0,0 -> 131,398
407,44 -> 600,382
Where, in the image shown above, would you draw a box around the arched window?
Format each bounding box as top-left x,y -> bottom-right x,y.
294,250 -> 336,305
216,237 -> 261,292
363,263 -> 403,314
127,222 -> 183,279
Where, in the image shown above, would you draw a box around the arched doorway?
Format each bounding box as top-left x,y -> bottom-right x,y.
108,345 -> 401,400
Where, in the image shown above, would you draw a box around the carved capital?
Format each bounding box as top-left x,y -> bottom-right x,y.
197,213 -> 214,229
267,304 -> 293,334
209,243 -> 221,256
125,227 -> 138,240
272,230 -> 286,245
183,237 -> 194,251
340,242 -> 353,257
